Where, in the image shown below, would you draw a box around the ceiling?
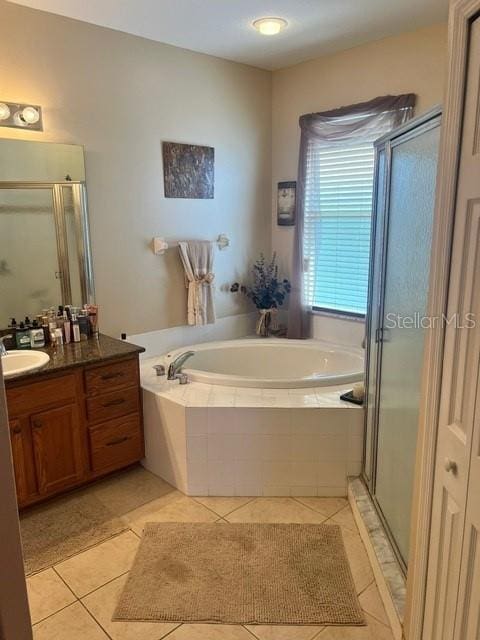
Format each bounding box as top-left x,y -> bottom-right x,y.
8,0 -> 448,70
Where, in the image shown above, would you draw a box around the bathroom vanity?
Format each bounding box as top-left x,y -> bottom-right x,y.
4,335 -> 145,508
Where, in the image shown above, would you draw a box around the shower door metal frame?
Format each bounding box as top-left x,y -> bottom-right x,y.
362,107 -> 443,574
0,181 -> 95,308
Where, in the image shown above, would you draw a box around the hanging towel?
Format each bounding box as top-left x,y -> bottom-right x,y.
178,241 -> 216,326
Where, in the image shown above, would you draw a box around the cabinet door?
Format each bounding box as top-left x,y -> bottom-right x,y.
423,15 -> 480,640
9,419 -> 37,505
31,405 -> 86,495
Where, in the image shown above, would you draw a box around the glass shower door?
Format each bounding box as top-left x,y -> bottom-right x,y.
374,123 -> 441,566
0,187 -> 63,325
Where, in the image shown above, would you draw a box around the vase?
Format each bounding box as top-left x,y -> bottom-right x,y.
256,308 -> 278,337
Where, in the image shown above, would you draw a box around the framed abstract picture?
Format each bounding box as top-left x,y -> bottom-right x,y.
162,142 -> 214,199
277,181 -> 296,226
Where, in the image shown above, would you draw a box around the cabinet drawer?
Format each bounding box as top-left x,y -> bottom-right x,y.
6,374 -> 77,417
85,358 -> 138,396
89,415 -> 143,473
87,387 -> 140,424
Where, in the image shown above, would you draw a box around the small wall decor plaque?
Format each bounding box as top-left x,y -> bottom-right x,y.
162,142 -> 214,199
277,181 -> 296,226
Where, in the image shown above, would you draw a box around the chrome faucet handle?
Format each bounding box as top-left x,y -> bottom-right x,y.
175,372 -> 188,385
0,334 -> 13,356
152,364 -> 166,376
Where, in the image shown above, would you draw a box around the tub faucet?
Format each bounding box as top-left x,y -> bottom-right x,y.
0,335 -> 12,357
167,350 -> 195,381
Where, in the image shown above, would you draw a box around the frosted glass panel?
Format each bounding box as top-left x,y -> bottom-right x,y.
0,188 -> 61,324
375,125 -> 440,564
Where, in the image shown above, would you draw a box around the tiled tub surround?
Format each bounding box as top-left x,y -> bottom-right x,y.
141,360 -> 364,497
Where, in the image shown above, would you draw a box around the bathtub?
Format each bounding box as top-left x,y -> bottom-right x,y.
141,337 -> 365,498
164,338 -> 363,388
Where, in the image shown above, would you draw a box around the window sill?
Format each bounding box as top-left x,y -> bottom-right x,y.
310,308 -> 366,323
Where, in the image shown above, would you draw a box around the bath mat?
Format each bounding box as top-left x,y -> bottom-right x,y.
21,491 -> 128,575
114,522 -> 365,625
89,465 -> 174,516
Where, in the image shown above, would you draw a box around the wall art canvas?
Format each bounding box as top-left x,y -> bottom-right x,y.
277,181 -> 296,226
162,142 -> 214,199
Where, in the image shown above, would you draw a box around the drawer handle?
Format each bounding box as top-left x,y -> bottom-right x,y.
106,436 -> 130,447
100,372 -> 124,381
101,398 -> 126,408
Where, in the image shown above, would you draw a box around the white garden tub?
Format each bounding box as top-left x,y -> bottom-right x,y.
164,338 -> 363,388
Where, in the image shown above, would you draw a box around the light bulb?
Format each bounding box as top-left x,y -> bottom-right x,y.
21,106 -> 40,124
253,17 -> 288,36
0,103 -> 10,121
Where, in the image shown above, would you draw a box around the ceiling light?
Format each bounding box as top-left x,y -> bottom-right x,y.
0,103 -> 10,121
252,17 -> 288,36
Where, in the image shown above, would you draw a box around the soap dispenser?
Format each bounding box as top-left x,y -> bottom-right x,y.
16,322 -> 31,349
30,320 -> 46,348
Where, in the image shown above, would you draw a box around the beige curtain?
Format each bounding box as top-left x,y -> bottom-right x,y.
178,240 -> 215,326
287,93 -> 416,339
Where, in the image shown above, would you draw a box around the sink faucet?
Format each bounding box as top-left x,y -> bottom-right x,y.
0,335 -> 12,357
167,350 -> 195,381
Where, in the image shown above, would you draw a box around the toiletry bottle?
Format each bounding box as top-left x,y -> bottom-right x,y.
48,318 -> 57,344
78,311 -> 90,341
54,327 -> 64,346
85,304 -> 99,339
8,318 -> 17,347
16,322 -> 31,349
41,315 -> 50,345
30,320 -> 45,348
63,311 -> 71,344
24,316 -> 32,330
56,307 -> 65,334
71,314 -> 81,343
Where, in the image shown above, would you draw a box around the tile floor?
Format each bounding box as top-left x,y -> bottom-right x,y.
26,469 -> 395,640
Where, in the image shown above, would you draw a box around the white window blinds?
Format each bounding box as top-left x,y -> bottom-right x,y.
303,138 -> 375,315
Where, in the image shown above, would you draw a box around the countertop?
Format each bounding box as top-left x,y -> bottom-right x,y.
3,334 -> 145,385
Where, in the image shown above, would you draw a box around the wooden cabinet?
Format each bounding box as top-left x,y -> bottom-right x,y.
31,405 -> 86,495
6,354 -> 143,508
89,414 -> 143,474
9,419 -> 37,505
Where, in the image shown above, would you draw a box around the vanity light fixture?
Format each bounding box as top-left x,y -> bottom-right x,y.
252,17 -> 288,36
0,101 -> 43,131
0,102 -> 11,121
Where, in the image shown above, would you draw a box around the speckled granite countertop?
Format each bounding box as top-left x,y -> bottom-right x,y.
4,334 -> 145,385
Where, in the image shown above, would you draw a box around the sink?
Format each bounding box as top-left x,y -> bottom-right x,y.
1,350 -> 50,379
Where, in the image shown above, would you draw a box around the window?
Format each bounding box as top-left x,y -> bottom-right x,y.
303,136 -> 376,316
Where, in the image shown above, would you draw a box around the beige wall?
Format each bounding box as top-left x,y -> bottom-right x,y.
0,4 -> 448,337
271,23 -> 448,274
0,1 -> 272,336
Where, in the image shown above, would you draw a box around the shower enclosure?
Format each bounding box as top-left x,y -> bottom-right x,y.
363,107 -> 442,571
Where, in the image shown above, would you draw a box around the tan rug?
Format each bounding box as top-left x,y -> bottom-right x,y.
114,522 -> 365,625
21,466 -> 172,575
21,491 -> 128,575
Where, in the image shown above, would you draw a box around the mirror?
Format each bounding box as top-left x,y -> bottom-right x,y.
0,140 -> 94,326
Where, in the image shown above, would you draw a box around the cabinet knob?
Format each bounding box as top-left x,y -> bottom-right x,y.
32,420 -> 43,429
12,427 -> 21,435
444,458 -> 458,474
